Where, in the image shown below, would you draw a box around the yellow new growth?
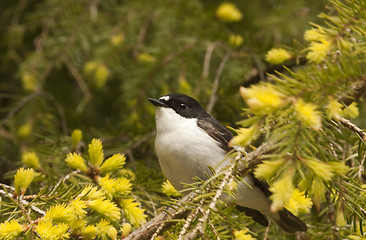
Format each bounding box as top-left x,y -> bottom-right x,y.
254,159 -> 286,180
240,84 -> 284,115
79,185 -> 105,200
88,138 -> 104,167
94,64 -> 109,88
14,168 -> 35,195
326,98 -> 343,120
100,153 -> 126,173
84,61 -> 99,75
65,152 -> 88,173
121,223 -> 132,237
304,28 -> 326,42
233,229 -> 256,240
161,180 -> 181,197
306,39 -> 331,63
270,173 -> 294,212
294,99 -> 322,131
70,197 -> 87,218
36,221 -> 70,240
96,219 -> 117,240
71,129 -> 83,148
336,209 -> 347,227
228,124 -> 259,147
17,123 -> 32,139
229,34 -> 243,47
216,2 -> 243,22
343,102 -> 359,119
43,203 -> 76,224
21,151 -> 40,169
110,33 -> 125,46
87,198 -> 121,222
305,158 -> 334,182
80,225 -> 97,240
285,189 -> 313,216
0,220 -> 24,240
311,177 -> 326,208
329,161 -> 349,175
120,198 -> 147,227
21,72 -> 37,92
84,62 -> 109,88
138,53 -> 156,63
98,174 -> 132,198
265,48 -> 292,64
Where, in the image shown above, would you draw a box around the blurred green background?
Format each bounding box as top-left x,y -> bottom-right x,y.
0,0 -> 329,182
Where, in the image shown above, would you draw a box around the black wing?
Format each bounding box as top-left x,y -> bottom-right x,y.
197,117 -> 274,205
197,117 -> 233,152
250,173 -> 272,197
236,206 -> 269,227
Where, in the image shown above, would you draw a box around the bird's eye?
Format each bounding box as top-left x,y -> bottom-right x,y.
179,103 -> 187,109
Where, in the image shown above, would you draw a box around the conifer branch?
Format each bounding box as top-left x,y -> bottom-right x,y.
325,192 -> 341,240
183,153 -> 239,239
124,143 -> 273,240
177,202 -> 202,240
35,24 -> 50,53
0,183 -> 46,216
125,197 -> 190,240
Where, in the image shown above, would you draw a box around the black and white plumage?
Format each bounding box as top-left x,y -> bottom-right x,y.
149,93 -> 307,233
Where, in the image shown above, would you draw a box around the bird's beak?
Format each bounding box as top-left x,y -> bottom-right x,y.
148,98 -> 167,107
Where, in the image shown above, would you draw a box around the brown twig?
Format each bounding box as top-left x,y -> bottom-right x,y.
48,170 -> 80,197
35,23 -> 50,53
62,56 -> 92,101
1,91 -> 41,127
206,50 -> 232,114
202,42 -> 219,80
41,91 -> 68,134
10,0 -> 30,25
177,201 -> 202,240
263,222 -> 270,240
133,13 -> 154,59
357,153 -> 365,181
236,142 -> 274,176
241,46 -> 268,85
125,195 -> 191,240
338,75 -> 366,106
339,117 -> 366,143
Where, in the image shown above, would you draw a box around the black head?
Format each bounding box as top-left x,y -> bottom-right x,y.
148,93 -> 210,119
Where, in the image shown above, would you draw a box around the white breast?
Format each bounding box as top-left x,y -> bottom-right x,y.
154,107 -> 277,217
154,107 -> 227,190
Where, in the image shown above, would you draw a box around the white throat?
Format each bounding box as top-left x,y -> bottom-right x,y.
154,107 -> 227,190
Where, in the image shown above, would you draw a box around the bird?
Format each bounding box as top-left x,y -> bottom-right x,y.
148,93 -> 307,233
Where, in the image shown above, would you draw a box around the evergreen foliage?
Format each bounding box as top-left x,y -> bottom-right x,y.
0,0 -> 365,239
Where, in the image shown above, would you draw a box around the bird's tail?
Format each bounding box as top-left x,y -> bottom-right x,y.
273,208 -> 308,233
